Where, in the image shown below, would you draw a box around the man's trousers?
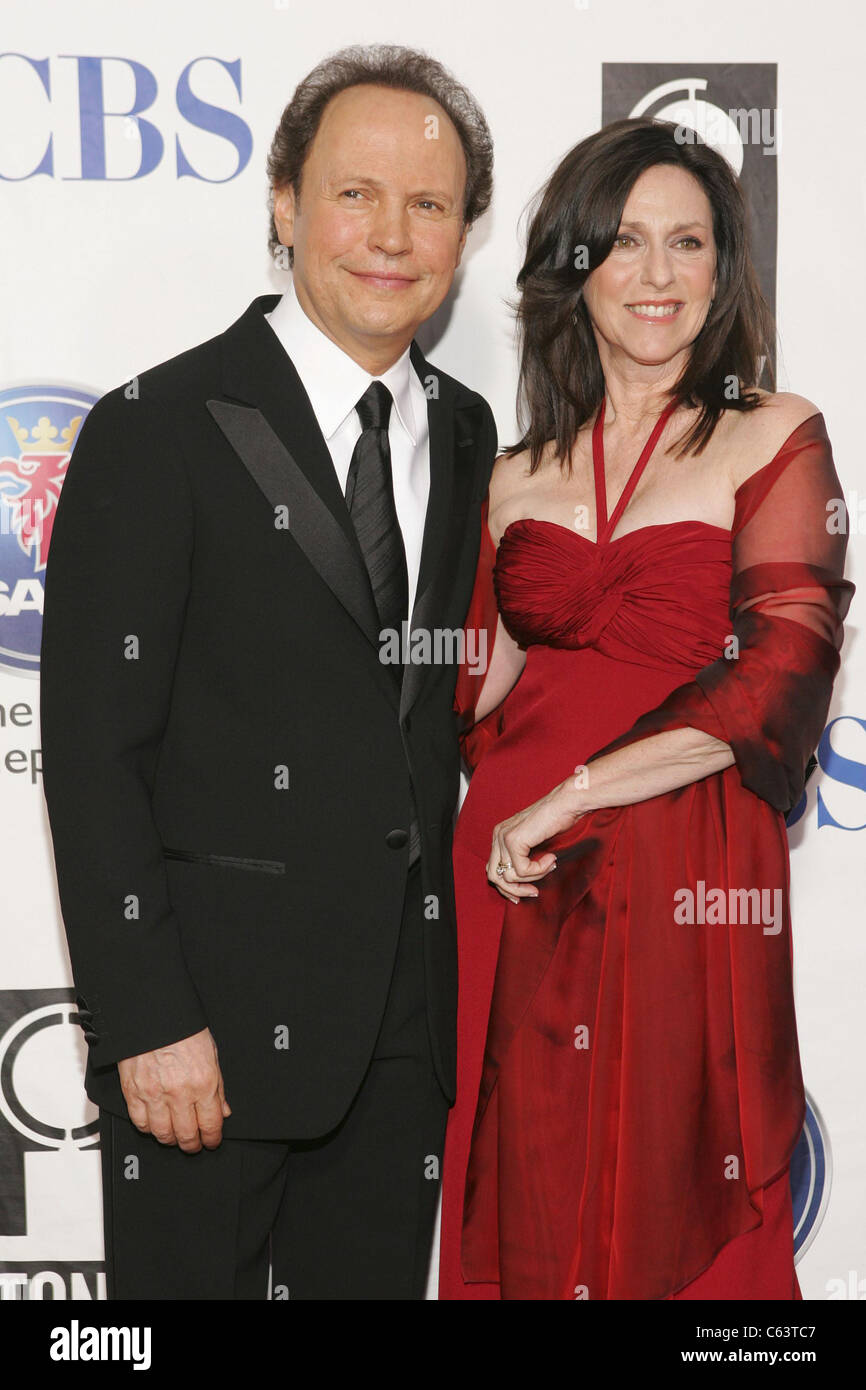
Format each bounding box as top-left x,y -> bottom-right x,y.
98,861 -> 450,1299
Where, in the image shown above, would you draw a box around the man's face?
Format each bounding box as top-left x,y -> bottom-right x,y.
273,84 -> 469,368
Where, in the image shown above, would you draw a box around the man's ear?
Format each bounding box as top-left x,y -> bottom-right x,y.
273,183 -> 297,251
455,220 -> 470,268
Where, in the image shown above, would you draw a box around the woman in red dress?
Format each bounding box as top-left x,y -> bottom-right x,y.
439,118 -> 854,1300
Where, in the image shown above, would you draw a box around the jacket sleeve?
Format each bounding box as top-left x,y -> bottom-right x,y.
40,384 -> 209,1066
586,413 -> 855,816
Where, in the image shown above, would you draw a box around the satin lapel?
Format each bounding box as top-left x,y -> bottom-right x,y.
400,343 -> 480,724
210,295 -> 398,713
206,399 -> 383,651
211,298 -> 480,727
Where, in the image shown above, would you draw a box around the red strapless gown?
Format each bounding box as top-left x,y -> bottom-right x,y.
439,409 -> 853,1301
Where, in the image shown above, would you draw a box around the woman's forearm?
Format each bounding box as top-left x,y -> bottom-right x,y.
561,726 -> 735,817
487,724 -> 736,896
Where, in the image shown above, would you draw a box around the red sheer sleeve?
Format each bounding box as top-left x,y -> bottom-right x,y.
453,495 -> 502,773
582,413 -> 854,813
462,412 -> 856,1300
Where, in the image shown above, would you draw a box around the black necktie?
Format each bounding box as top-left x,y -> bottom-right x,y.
345,382 -> 409,643
345,381 -> 419,867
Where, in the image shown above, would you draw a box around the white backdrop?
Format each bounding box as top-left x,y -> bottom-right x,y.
0,0 -> 863,1301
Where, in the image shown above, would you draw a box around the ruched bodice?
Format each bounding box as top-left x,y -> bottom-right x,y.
453,519 -> 734,864
494,517 -> 732,668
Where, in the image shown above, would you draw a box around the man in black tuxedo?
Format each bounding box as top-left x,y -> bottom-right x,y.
40,44 -> 496,1300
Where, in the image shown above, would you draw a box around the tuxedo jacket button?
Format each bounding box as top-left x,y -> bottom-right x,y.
385,829 -> 408,849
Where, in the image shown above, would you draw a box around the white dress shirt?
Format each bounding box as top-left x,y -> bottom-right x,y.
264,285 -> 431,622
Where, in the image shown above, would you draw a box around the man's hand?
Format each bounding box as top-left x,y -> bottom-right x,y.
117,1027 -> 231,1152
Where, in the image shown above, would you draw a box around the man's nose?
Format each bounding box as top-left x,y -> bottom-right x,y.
368,197 -> 412,256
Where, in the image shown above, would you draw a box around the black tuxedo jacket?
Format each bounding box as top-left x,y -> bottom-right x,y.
40,293 -> 497,1139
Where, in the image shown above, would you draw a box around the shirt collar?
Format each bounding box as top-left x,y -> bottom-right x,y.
265,283 -> 418,444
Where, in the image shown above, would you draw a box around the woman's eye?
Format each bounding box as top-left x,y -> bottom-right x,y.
612,233 -> 703,250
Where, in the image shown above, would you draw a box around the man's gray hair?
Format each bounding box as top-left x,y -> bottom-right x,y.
266,43 -> 493,264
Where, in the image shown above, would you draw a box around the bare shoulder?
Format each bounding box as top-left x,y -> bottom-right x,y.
726,390 -> 822,491
486,445 -> 537,545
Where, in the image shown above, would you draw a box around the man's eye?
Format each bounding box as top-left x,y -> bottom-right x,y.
340,189 -> 363,200
416,200 -> 441,211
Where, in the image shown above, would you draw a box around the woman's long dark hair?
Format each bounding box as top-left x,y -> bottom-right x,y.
509,118 -> 776,470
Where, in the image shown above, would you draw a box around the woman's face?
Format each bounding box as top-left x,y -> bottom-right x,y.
582,163 -> 718,371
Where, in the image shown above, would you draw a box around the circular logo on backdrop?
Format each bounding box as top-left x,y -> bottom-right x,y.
0,383 -> 98,678
629,78 -> 746,174
0,1001 -> 99,1148
790,1090 -> 832,1262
